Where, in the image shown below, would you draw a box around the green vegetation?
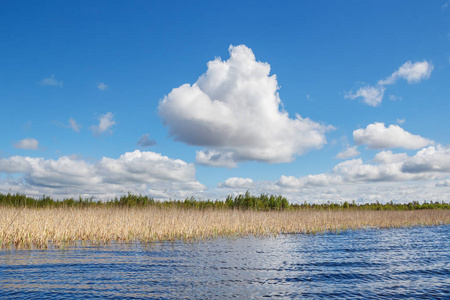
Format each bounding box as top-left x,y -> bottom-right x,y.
1,192 -> 449,211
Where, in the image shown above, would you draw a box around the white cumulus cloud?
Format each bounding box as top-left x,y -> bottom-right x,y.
97,150 -> 195,184
0,150 -> 205,199
345,85 -> 385,107
0,156 -> 99,188
90,112 -> 116,136
14,138 -> 39,150
353,122 -> 434,150
378,61 -> 433,85
159,45 -> 332,166
402,145 -> 450,173
373,150 -> 409,164
275,145 -> 450,194
218,177 -> 254,189
336,146 -> 360,159
277,174 -> 343,188
332,158 -> 415,182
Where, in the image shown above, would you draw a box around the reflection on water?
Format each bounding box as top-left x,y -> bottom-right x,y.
1,226 -> 449,299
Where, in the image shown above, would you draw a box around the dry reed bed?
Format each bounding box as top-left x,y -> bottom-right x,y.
1,207 -> 449,248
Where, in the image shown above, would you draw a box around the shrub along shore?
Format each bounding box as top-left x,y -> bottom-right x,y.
1,192 -> 449,249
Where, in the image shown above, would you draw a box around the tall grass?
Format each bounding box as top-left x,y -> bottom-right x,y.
1,206 -> 449,249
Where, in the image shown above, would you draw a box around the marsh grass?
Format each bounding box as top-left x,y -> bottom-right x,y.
1,207 -> 449,249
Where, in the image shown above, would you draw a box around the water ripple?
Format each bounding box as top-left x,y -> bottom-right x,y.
0,225 -> 449,299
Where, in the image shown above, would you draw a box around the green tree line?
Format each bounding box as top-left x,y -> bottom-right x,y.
0,192 -> 449,211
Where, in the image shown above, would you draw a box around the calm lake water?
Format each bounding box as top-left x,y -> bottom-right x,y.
0,225 -> 449,299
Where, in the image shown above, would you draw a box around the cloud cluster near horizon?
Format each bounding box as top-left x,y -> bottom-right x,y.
159,45 -> 333,167
278,145 -> 450,189
353,122 -> 434,149
346,61 -> 433,106
0,150 -> 205,199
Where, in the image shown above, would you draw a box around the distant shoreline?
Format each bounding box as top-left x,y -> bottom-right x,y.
2,192 -> 450,211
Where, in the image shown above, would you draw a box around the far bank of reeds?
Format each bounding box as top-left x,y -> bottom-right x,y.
1,207 -> 449,250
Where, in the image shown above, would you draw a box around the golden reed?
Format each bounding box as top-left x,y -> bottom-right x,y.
1,207 -> 449,248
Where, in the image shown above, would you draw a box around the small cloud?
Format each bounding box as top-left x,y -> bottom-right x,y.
396,118 -> 406,125
69,118 -> 82,132
137,134 -> 156,147
40,75 -> 63,87
14,138 -> 39,150
336,146 -> 360,159
97,83 -> 108,91
195,150 -> 237,168
373,150 -> 409,164
442,2 -> 449,11
54,118 -> 82,132
378,61 -> 433,85
345,85 -> 385,107
353,122 -> 434,150
90,112 -> 116,136
218,177 -> 254,189
347,60 -> 433,107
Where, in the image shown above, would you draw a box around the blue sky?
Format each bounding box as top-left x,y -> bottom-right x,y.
1,1 -> 449,203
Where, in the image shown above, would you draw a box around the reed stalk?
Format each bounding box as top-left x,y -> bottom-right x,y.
1,207 -> 449,249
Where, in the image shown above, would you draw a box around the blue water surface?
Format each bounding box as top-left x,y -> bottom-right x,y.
0,225 -> 449,299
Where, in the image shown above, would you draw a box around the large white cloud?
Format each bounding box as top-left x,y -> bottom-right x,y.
159,45 -> 332,166
332,158 -> 423,182
353,122 -> 434,150
0,156 -> 99,188
295,146 -> 450,186
97,150 -> 196,184
0,150 -> 205,199
402,145 -> 450,173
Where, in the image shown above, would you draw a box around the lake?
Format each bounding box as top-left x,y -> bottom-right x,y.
0,225 -> 449,299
